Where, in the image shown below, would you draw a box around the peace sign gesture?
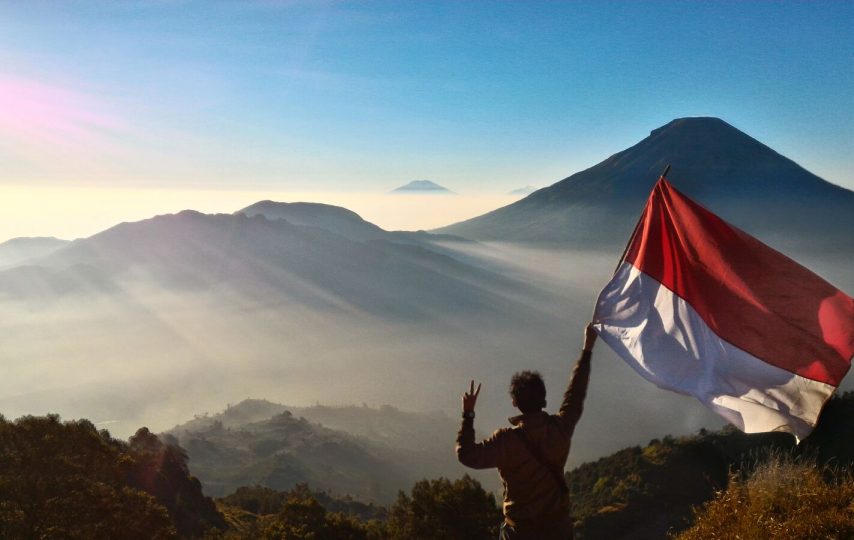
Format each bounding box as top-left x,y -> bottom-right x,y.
462,380 -> 481,413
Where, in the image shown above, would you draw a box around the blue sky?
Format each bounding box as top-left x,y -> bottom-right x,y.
0,1 -> 852,201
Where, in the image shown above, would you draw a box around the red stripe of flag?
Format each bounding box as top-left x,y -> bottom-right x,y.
624,179 -> 854,386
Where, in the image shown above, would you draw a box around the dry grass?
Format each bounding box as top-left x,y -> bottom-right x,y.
674,455 -> 854,540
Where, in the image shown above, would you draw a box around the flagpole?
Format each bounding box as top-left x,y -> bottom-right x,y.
611,164 -> 671,274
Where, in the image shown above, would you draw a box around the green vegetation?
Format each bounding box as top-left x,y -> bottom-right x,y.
209,484 -> 379,540
166,400 -> 458,501
567,428 -> 793,539
568,391 -> 854,539
221,485 -> 386,522
2,392 -> 853,538
211,476 -> 500,539
383,476 -> 501,539
0,414 -> 223,539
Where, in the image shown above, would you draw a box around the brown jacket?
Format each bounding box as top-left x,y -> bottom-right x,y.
456,350 -> 591,525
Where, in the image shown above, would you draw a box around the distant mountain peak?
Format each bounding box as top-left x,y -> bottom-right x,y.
436,117 -> 854,248
652,116 -> 730,131
648,116 -> 751,140
391,180 -> 453,194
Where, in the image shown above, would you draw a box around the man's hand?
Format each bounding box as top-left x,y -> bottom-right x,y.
462,380 -> 481,413
583,323 -> 598,352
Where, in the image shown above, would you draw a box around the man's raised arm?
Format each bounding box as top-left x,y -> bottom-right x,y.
556,324 -> 597,434
455,381 -> 505,469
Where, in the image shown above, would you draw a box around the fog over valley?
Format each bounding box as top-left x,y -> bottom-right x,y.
2,225 -> 851,472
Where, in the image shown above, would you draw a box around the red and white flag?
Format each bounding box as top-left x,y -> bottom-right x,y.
593,177 -> 854,441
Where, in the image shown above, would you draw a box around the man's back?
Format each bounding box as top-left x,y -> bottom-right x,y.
456,346 -> 593,531
490,411 -> 572,524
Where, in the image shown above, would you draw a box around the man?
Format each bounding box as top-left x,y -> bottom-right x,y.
456,324 -> 597,539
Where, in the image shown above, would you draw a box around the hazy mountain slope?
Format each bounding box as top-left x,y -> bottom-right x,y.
166,401 -> 460,501
0,236 -> 69,268
0,210 -> 536,322
0,207 -> 578,447
437,117 -> 854,250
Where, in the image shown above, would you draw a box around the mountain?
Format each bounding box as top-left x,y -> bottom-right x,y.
508,185 -> 539,196
0,210 -> 529,321
391,180 -> 453,193
238,201 -> 386,242
437,117 -> 854,250
237,200 -> 470,246
0,202 -> 573,443
0,236 -> 69,268
165,399 -> 460,501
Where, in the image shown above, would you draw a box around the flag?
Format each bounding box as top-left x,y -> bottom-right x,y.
593,177 -> 854,441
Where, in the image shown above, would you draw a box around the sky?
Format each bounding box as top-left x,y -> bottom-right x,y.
0,1 -> 852,240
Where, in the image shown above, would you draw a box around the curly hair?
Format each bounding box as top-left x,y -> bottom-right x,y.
509,370 -> 546,413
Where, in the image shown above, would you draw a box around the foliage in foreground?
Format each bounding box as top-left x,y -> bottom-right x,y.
3,392 -> 853,538
211,476 -> 500,540
0,414 -> 224,539
384,476 -> 501,539
675,456 -> 854,540
221,484 -> 387,522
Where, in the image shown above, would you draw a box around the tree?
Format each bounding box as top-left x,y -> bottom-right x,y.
128,427 -> 226,537
0,415 -> 176,539
257,486 -> 368,540
384,475 -> 501,540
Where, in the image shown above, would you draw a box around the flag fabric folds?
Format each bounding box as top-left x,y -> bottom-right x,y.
593,178 -> 854,441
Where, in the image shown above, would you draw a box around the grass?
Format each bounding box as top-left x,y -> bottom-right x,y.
674,453 -> 854,540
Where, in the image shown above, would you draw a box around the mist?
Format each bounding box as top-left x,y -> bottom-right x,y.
3,225 -> 849,482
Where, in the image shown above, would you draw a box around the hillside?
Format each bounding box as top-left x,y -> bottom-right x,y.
438,117 -> 854,250
567,391 -> 854,539
171,399 -> 455,457
0,210 -> 531,322
168,410 -> 409,501
2,392 -> 853,538
166,400 -> 460,501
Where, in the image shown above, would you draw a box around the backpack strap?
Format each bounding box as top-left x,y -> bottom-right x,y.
512,428 -> 569,495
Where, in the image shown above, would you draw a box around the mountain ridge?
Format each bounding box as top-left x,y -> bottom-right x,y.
0,208 -> 543,325
437,117 -> 854,250
237,201 -> 386,242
